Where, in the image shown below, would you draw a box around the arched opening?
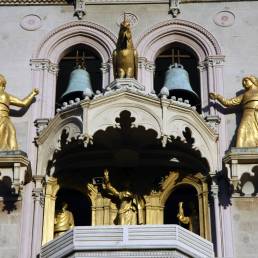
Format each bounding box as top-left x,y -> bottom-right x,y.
56,188 -> 91,226
55,188 -> 91,226
56,44 -> 102,108
154,42 -> 201,111
164,184 -> 200,235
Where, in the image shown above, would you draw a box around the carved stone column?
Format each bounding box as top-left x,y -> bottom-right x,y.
101,61 -> 111,89
30,59 -> 59,118
42,177 -> 60,245
210,183 -> 222,257
31,175 -> 45,258
137,57 -> 155,93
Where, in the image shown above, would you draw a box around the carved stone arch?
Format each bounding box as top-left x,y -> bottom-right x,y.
160,180 -> 202,207
37,116 -> 83,177
136,19 -> 224,118
31,21 -> 117,118
89,104 -> 162,137
167,115 -> 217,173
136,19 -> 221,61
159,172 -> 210,239
33,21 -> 116,63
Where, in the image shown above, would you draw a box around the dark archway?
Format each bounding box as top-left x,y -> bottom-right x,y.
49,111 -> 209,197
154,42 -> 201,111
56,44 -> 102,108
56,188 -> 91,226
164,184 -> 200,235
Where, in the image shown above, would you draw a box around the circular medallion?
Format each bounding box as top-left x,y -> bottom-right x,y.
213,11 -> 235,27
117,13 -> 138,28
20,15 -> 42,31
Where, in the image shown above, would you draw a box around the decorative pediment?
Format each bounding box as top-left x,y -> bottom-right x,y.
35,85 -> 218,176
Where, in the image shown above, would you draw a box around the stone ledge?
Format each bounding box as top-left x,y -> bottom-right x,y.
223,147 -> 258,164
0,0 -> 251,5
0,150 -> 31,194
0,150 -> 29,166
41,225 -> 214,258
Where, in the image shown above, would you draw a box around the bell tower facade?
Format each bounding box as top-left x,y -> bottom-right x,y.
1,2 -> 258,258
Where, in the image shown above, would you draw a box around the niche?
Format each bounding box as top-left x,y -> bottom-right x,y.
154,42 -> 201,111
164,184 -> 200,235
56,44 -> 102,108
55,188 -> 91,226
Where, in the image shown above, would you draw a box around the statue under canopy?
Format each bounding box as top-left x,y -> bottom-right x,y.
112,18 -> 138,79
210,75 -> 258,147
0,74 -> 39,150
177,202 -> 192,231
102,169 -> 145,225
54,202 -> 74,238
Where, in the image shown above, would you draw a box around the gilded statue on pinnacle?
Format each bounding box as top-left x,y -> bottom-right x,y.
210,75 -> 258,147
0,74 -> 39,150
113,17 -> 138,79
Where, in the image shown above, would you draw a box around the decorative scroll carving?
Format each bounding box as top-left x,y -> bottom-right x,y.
30,59 -> 59,74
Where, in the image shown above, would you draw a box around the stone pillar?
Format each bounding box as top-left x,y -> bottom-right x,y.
42,177 -> 59,245
31,175 -> 45,258
18,182 -> 34,258
222,148 -> 258,258
210,183 -> 222,257
101,61 -> 111,89
137,57 -> 155,93
220,206 -> 234,258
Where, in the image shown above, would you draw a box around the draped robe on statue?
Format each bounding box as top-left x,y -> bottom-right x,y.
54,209 -> 74,237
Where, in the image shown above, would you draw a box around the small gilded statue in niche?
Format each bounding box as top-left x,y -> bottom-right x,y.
113,17 -> 138,79
54,202 -> 74,238
210,75 -> 258,147
102,169 -> 145,225
177,202 -> 192,231
0,74 -> 39,150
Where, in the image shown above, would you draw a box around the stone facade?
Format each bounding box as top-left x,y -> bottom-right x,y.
0,1 -> 258,258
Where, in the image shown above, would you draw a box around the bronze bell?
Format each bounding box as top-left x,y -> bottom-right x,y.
61,65 -> 93,101
163,63 -> 199,103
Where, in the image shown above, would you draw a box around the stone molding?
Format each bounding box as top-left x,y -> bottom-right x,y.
30,59 -> 59,73
107,78 -> 145,91
0,0 -> 250,5
223,148 -> 258,194
0,0 -> 67,5
67,250 -> 190,257
34,20 -> 116,62
41,225 -> 214,258
136,19 -> 222,60
0,150 -> 31,194
34,118 -> 50,136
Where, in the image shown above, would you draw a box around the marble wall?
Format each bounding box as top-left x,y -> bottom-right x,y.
0,201 -> 21,258
231,198 -> 258,258
0,2 -> 258,157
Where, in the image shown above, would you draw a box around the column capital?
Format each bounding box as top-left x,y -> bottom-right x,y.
30,59 -> 59,74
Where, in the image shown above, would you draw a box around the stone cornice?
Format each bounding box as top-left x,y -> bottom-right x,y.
0,0 -> 254,5
1,0 -> 68,5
